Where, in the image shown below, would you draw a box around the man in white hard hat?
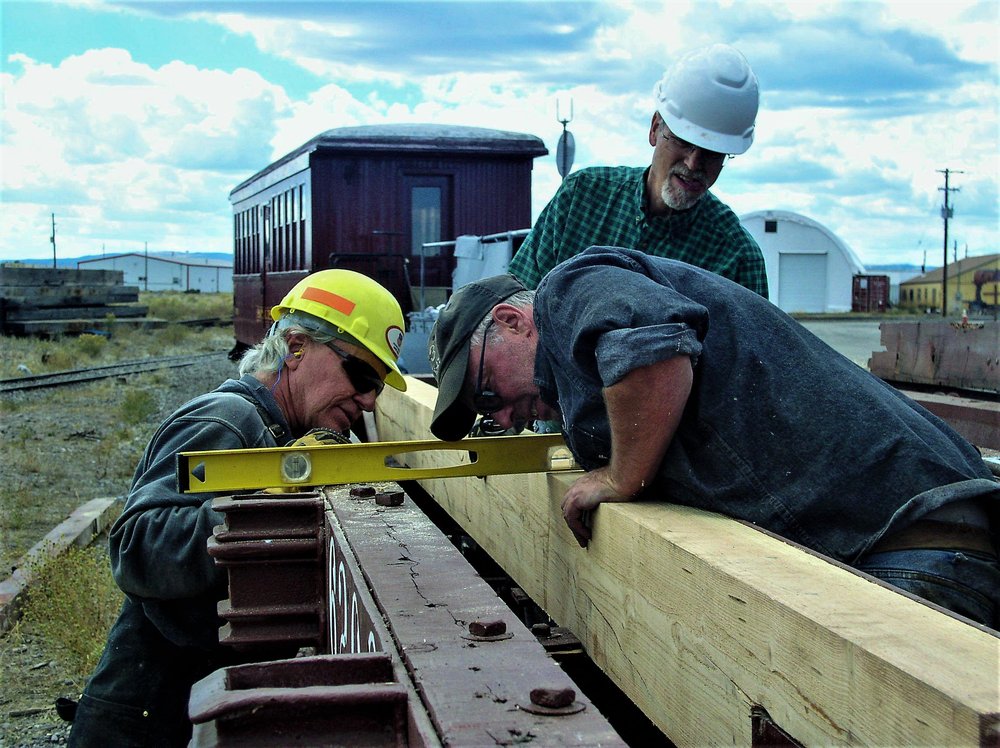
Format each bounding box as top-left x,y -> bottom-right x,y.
508,44 -> 767,297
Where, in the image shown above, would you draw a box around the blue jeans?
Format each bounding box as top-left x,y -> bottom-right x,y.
856,549 -> 1000,629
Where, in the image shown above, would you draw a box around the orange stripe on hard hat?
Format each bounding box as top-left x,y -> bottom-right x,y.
302,286 -> 356,316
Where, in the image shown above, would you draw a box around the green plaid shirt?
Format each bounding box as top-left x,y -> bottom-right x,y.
509,166 -> 769,297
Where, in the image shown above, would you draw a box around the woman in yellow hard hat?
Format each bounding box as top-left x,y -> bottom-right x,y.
69,270 -> 405,748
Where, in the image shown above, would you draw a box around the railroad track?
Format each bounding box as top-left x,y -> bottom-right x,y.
0,353 -> 227,393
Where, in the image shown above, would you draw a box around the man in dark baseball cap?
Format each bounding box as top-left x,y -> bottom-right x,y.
424,246 -> 999,629
428,274 -> 530,440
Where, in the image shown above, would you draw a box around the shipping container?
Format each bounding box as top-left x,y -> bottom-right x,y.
851,274 -> 890,312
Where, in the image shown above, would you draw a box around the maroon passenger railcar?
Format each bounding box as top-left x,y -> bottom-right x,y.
230,124 -> 547,351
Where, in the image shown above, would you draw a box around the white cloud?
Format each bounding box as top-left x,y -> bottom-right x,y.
1,0 -> 996,266
1,47 -> 293,256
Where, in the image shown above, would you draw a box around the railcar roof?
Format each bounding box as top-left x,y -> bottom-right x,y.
231,124 -> 548,194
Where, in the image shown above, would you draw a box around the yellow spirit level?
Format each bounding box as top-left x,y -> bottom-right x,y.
178,434 -> 577,493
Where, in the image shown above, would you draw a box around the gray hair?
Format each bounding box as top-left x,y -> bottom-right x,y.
468,289 -> 536,347
238,310 -> 355,377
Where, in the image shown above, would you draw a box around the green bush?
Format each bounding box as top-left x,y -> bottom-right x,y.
120,389 -> 158,425
76,333 -> 108,358
154,323 -> 188,347
144,292 -> 233,322
20,543 -> 123,679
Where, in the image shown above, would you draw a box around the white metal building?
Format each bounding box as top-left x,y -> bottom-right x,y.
740,210 -> 865,313
77,253 -> 233,293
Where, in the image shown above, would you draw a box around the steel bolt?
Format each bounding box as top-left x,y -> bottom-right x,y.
529,687 -> 575,709
469,619 -> 506,637
531,622 -> 551,638
350,485 -> 376,498
375,490 -> 404,506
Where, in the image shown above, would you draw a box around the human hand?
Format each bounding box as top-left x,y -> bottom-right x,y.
559,468 -> 633,548
287,428 -> 350,447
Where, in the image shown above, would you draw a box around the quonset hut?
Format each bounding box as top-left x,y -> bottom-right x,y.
741,210 -> 866,313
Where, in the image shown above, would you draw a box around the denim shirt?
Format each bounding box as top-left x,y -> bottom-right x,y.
71,376 -> 293,746
109,374 -> 290,648
533,247 -> 997,563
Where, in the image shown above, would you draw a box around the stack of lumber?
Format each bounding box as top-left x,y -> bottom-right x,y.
0,266 -> 158,337
869,319 -> 999,394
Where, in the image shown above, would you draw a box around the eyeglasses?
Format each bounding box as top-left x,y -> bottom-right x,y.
472,318 -> 503,415
326,343 -> 385,396
660,126 -> 729,166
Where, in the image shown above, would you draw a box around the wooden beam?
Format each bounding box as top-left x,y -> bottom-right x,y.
869,320 -> 999,393
376,378 -> 1000,747
898,390 -> 1000,451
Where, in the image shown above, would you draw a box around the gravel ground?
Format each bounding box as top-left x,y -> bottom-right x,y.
1,324 -> 995,746
0,344 -> 238,747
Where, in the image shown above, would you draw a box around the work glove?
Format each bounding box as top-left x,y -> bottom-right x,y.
285,428 -> 351,448
261,429 -> 351,493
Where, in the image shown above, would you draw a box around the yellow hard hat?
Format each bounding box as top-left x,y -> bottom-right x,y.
271,269 -> 407,391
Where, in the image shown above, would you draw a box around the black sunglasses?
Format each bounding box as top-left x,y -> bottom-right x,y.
472,318 -> 503,415
326,343 -> 385,396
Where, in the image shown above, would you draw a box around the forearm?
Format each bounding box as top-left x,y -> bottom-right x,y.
603,355 -> 693,496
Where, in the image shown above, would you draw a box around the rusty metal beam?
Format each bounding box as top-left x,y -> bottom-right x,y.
196,483 -> 627,746
325,485 -> 628,746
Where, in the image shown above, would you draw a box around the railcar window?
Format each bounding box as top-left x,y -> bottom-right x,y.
412,187 -> 441,257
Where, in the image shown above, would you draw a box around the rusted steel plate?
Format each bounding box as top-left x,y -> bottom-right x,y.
211,492 -> 325,541
323,495 -> 445,746
205,490 -> 440,746
869,320 -> 999,393
899,390 -> 1000,450
189,653 -> 409,747
326,485 -> 628,747
209,492 -> 327,651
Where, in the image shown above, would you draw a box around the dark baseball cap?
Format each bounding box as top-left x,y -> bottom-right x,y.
428,274 -> 526,440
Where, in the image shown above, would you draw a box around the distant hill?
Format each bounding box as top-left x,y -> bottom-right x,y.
867,263 -> 928,272
2,251 -> 234,268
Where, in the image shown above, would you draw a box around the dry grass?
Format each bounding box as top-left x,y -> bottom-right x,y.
0,317 -> 236,571
11,541 -> 124,683
1,296 -> 238,744
0,292 -> 232,378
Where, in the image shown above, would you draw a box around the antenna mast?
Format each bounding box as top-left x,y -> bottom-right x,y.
50,213 -> 57,268
556,99 -> 575,181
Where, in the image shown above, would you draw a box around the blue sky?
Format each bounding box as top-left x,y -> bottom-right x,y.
1,0 -> 997,267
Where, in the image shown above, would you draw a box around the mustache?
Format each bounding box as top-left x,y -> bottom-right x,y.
670,164 -> 708,186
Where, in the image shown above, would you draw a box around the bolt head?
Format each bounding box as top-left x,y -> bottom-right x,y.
529,687 -> 575,709
468,619 -> 506,637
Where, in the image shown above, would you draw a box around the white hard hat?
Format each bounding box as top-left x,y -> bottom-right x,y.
654,44 -> 759,155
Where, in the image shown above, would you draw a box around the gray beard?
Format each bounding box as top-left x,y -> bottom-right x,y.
660,169 -> 707,211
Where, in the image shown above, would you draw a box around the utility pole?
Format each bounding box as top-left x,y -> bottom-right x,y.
937,168 -> 963,317
50,213 -> 57,268
953,240 -> 962,309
